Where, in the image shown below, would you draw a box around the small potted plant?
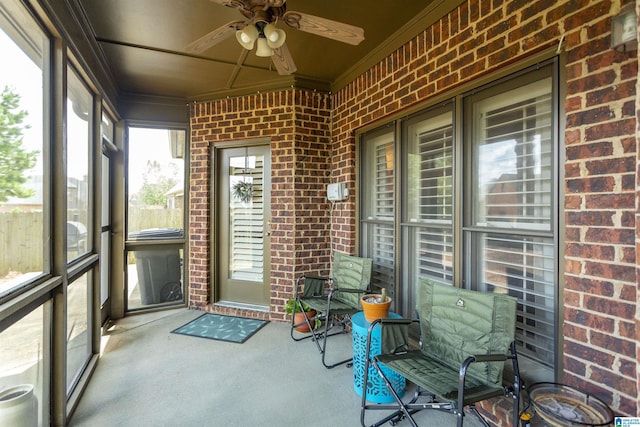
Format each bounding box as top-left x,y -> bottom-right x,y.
360,288 -> 392,322
285,298 -> 320,332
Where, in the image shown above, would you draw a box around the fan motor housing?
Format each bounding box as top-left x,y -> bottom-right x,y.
235,0 -> 286,23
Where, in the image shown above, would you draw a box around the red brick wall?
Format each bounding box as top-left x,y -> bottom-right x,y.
189,90 -> 332,321
292,91 -> 334,272
330,0 -> 638,420
563,0 -> 638,415
188,0 -> 639,420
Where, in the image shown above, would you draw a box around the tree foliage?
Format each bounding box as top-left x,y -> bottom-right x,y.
0,86 -> 37,202
136,160 -> 178,206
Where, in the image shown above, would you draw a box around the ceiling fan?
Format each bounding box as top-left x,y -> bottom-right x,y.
185,0 -> 365,75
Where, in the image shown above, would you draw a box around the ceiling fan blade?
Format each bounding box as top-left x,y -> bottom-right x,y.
185,20 -> 246,53
272,44 -> 297,75
283,11 -> 364,46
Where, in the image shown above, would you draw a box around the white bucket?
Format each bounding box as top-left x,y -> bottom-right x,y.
0,384 -> 37,427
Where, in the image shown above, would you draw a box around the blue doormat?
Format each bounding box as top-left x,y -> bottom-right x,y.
171,313 -> 269,344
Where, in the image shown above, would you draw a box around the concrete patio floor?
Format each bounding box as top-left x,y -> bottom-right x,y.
69,308 -> 485,427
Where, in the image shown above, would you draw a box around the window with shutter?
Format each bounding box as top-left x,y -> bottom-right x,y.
467,76 -> 556,370
360,130 -> 395,294
359,59 -> 558,381
401,109 -> 454,314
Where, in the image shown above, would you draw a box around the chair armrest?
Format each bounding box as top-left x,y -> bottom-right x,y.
365,318 -> 415,358
457,343 -> 519,411
458,353 -> 510,387
375,318 -> 415,326
460,341 -> 519,377
296,275 -> 330,297
465,353 -> 510,364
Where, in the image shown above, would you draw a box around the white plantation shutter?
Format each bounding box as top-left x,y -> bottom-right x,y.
470,77 -> 555,368
402,111 -> 454,314
229,156 -> 264,282
475,83 -> 553,230
413,116 -> 453,281
479,234 -> 555,366
361,131 -> 395,293
374,142 -> 395,220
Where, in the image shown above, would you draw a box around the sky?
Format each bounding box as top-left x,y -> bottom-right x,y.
0,29 -> 43,173
128,127 -> 180,194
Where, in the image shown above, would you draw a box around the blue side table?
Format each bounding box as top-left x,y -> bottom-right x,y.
352,311 -> 406,403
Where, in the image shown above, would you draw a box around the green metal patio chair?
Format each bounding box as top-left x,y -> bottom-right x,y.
360,278 -> 522,427
290,251 -> 373,368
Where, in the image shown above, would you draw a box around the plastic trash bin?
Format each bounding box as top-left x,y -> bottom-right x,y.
129,228 -> 183,304
67,221 -> 87,252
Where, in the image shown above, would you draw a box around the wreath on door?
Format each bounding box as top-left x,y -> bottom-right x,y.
232,180 -> 253,203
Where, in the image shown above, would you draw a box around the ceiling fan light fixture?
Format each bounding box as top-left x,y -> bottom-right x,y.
235,25 -> 259,50
255,37 -> 273,57
263,23 -> 286,48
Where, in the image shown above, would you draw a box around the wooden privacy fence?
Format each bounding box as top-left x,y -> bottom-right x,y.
0,212 -> 44,278
127,207 -> 183,234
0,208 -> 183,278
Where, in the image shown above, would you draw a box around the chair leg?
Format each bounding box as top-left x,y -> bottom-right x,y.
510,341 -> 523,427
374,359 -> 418,427
359,358 -> 420,427
291,306 -> 353,369
320,314 -> 352,369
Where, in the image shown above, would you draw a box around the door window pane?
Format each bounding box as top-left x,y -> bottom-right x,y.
100,230 -> 109,306
100,152 -> 110,305
0,3 -> 47,296
66,67 -> 92,261
101,147 -> 110,228
228,153 -> 264,282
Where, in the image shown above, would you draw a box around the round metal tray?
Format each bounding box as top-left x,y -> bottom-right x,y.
528,383 -> 614,426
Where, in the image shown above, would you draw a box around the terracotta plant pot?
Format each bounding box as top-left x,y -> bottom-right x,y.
293,310 -> 317,333
361,294 -> 392,322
